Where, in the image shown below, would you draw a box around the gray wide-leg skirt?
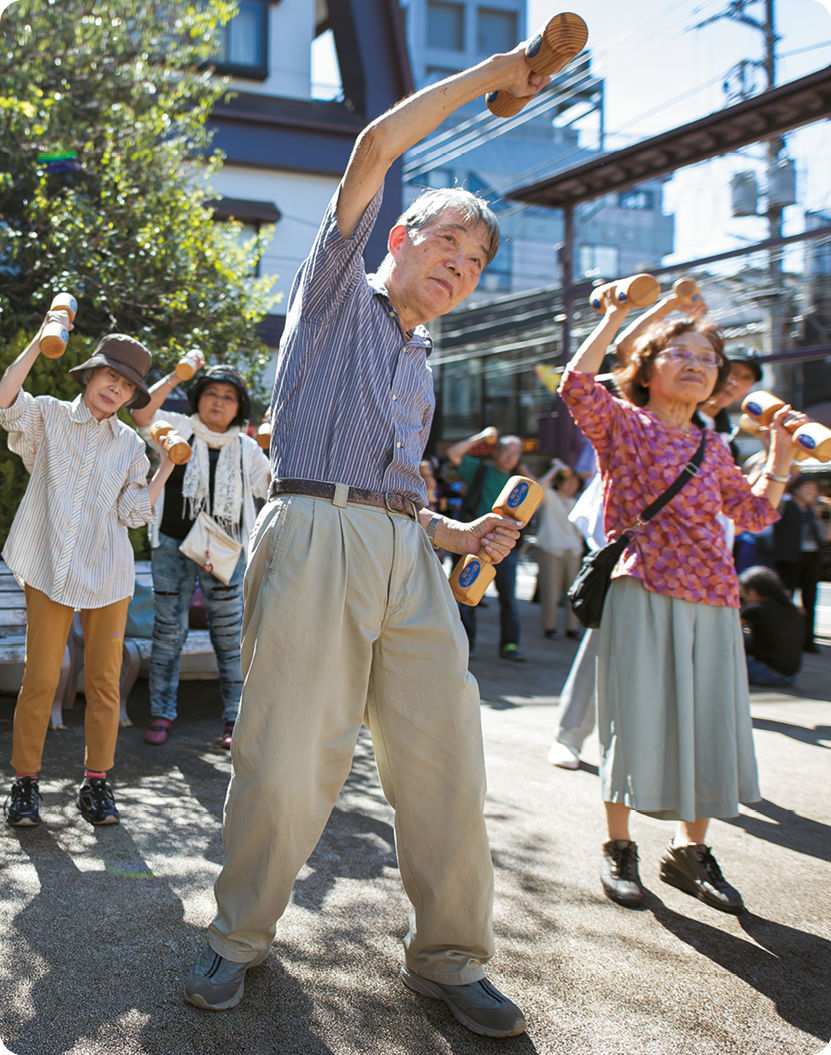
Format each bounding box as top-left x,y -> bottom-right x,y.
597,576 -> 760,822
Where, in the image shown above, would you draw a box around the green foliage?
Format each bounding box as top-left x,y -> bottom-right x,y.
0,0 -> 282,554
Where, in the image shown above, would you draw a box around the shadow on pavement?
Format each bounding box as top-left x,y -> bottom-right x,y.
752,717 -> 831,749
723,797 -> 831,864
649,896 -> 830,1040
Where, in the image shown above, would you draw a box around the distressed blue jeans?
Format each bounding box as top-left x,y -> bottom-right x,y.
149,532 -> 245,722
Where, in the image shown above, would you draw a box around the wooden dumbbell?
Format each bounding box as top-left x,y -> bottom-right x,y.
256,420 -> 271,449
485,13 -> 589,118
40,292 -> 78,359
739,411 -> 810,461
590,274 -> 660,314
742,392 -> 831,461
673,277 -> 707,313
175,347 -> 205,381
150,420 -> 193,465
449,476 -> 543,606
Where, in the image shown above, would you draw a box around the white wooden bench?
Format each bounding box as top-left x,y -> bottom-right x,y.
0,559 -> 218,730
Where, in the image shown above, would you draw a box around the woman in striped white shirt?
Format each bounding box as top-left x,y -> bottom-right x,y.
0,316 -> 174,829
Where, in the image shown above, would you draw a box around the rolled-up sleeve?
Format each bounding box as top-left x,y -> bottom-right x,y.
0,390 -> 45,470
716,444 -> 779,534
116,451 -> 155,528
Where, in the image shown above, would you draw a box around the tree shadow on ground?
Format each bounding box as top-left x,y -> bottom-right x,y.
752,717 -> 831,749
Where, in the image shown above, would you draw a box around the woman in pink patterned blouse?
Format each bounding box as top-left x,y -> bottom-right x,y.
558,285 -> 804,916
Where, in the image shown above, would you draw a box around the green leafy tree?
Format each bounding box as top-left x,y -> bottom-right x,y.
0,0 -> 280,550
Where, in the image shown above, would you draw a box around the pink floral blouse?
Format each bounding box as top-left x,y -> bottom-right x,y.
559,369 -> 779,608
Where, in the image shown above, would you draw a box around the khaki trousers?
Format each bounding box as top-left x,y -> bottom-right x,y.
536,548 -> 582,633
11,586 -> 130,774
209,495 -> 495,984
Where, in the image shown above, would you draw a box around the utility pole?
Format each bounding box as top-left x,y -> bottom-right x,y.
698,0 -> 793,400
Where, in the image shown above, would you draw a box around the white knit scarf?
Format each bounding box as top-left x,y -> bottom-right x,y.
181,414 -> 243,538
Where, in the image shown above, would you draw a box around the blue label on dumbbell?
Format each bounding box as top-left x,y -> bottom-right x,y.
799,434 -> 816,450
507,481 -> 529,509
459,561 -> 480,587
69,297 -> 77,313
486,91 -> 499,102
527,33 -> 542,57
591,298 -> 601,309
60,327 -> 68,341
745,400 -> 762,416
618,292 -> 628,303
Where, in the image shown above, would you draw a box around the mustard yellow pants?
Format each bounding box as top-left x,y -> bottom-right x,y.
208,495 -> 495,984
11,585 -> 130,774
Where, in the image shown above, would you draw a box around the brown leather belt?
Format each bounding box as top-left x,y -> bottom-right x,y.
268,479 -> 420,520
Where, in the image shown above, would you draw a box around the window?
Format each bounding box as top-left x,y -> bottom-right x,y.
579,244 -> 618,279
477,8 -> 516,54
618,190 -> 655,210
482,240 -> 511,293
441,358 -> 481,438
215,0 -> 268,79
427,1 -> 465,51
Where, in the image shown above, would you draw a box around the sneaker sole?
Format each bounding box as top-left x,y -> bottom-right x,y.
601,880 -> 645,908
7,815 -> 40,827
659,863 -> 745,915
399,967 -> 526,1038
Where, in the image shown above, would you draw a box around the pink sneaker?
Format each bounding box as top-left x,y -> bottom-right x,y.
221,722 -> 234,750
145,718 -> 172,745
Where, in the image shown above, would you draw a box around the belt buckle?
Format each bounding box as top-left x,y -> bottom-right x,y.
383,491 -> 398,516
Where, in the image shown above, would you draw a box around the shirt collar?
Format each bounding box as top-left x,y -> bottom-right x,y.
367,273 -> 433,354
70,393 -> 121,435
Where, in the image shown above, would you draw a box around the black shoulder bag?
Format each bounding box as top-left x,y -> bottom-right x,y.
567,433 -> 707,629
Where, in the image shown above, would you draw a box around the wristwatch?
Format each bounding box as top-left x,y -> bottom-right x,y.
425,513 -> 443,547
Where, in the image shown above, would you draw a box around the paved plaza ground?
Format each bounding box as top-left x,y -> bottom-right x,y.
0,591 -> 828,1055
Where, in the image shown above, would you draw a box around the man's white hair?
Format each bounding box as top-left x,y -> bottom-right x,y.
395,188 -> 500,266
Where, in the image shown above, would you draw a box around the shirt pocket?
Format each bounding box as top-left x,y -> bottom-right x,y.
96,465 -> 127,512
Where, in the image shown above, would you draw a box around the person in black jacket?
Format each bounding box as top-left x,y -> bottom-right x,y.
773,476 -> 822,653
739,566 -> 804,686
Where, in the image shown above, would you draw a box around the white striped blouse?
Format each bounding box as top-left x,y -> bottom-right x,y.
0,391 -> 155,608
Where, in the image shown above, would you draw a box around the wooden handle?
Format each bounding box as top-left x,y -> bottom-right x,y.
256,421 -> 271,449
590,273 -> 660,313
485,13 -> 588,118
150,421 -> 192,465
40,291 -> 78,359
450,476 -> 544,606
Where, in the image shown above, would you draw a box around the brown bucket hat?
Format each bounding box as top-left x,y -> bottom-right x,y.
69,334 -> 152,409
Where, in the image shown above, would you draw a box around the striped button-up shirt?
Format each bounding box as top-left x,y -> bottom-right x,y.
0,391 -> 154,608
269,187 -> 433,507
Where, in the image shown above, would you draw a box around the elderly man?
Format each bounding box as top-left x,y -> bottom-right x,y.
447,429 -> 527,660
185,32 -> 555,1040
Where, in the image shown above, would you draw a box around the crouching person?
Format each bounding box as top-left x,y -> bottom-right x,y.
0,320 -> 174,827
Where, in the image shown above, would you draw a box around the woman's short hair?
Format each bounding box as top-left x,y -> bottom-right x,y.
613,319 -> 730,408
188,365 -> 253,426
395,188 -> 500,266
739,565 -> 792,606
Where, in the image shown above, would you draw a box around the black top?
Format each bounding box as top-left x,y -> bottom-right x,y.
160,445 -> 241,541
773,498 -> 820,564
741,600 -> 804,677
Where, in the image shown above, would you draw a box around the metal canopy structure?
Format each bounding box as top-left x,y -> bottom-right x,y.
508,65 -> 831,209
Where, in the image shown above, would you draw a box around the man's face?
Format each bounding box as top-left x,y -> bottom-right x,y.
385,209 -> 492,325
494,440 -> 522,473
704,361 -> 757,413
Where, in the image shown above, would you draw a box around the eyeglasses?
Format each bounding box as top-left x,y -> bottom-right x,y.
657,346 -> 722,369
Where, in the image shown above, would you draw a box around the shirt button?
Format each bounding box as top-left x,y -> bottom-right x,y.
396,441 -> 402,448
392,394 -> 397,400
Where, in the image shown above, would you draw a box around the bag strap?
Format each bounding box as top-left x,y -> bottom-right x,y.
635,431 -> 707,528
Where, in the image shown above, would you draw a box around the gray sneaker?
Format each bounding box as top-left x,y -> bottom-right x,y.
185,944 -> 269,1010
400,966 -> 526,1037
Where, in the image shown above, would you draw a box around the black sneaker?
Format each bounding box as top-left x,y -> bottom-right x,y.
77,778 -> 120,826
660,842 -> 744,914
601,839 -> 645,907
4,777 -> 42,826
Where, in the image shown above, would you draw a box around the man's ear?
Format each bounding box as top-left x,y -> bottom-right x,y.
388,224 -> 409,258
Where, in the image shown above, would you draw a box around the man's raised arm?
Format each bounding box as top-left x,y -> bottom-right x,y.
337,47 -> 549,239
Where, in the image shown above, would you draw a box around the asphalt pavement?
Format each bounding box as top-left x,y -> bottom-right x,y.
0,589 -> 828,1055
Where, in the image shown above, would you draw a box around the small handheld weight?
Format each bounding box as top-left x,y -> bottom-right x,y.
673,277 -> 707,313
150,420 -> 193,465
40,292 -> 78,359
485,13 -> 588,118
590,274 -> 660,314
175,348 -> 205,381
449,476 -> 543,606
742,391 -> 831,462
256,420 -> 272,449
